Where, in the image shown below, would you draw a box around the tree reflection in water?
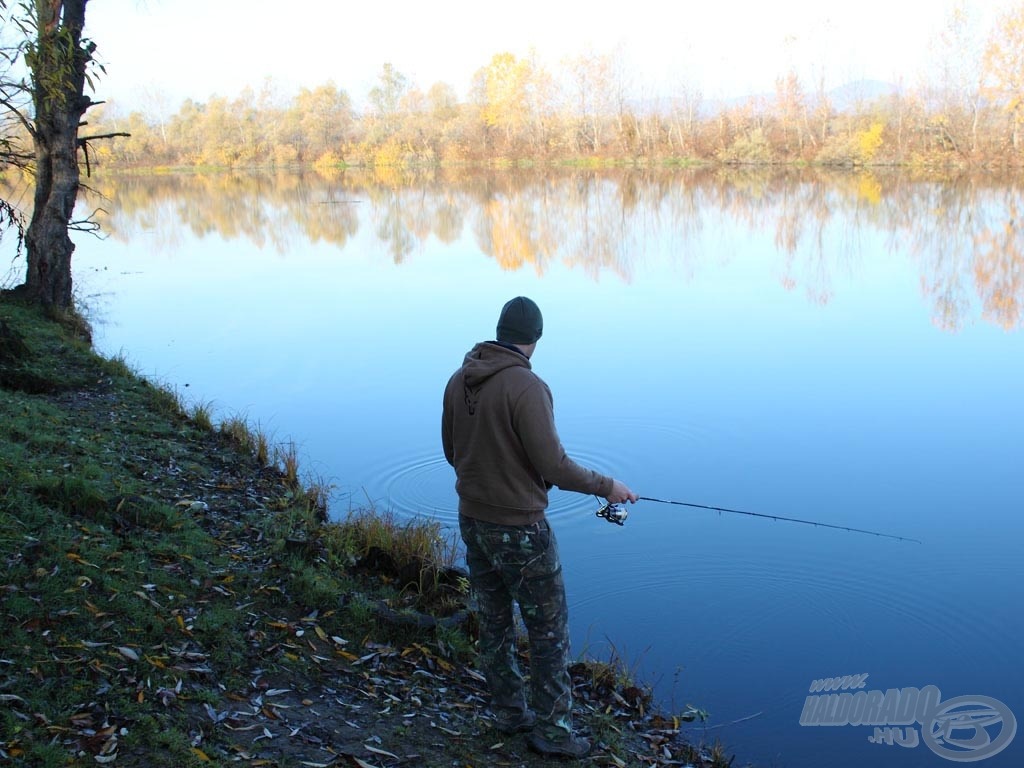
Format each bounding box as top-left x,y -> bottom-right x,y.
5,167 -> 1017,332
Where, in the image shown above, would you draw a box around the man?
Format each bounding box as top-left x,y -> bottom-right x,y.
441,296 -> 637,759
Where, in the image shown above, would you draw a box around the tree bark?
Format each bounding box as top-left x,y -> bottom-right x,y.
20,0 -> 92,309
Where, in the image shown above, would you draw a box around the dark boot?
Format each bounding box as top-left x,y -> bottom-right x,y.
527,731 -> 592,758
495,709 -> 536,735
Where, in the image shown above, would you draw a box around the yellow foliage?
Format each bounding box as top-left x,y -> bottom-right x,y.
486,199 -> 530,271
313,150 -> 342,171
984,3 -> 1024,113
313,163 -> 341,183
372,164 -> 407,188
857,173 -> 882,205
856,123 -> 884,162
973,209 -> 1024,330
441,142 -> 468,164
273,144 -> 299,166
373,140 -> 404,167
479,52 -> 533,146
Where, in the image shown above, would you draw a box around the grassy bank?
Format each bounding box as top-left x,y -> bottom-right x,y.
0,298 -> 740,767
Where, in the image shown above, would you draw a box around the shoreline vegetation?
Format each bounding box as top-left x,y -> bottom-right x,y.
47,2 -> 1024,176
0,298 -> 745,766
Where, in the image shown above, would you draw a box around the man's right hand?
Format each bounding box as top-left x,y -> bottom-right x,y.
606,479 -> 637,504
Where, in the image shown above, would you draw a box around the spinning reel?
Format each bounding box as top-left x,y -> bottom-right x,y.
595,502 -> 629,526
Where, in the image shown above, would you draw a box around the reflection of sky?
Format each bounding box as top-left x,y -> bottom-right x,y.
72,176 -> 1023,768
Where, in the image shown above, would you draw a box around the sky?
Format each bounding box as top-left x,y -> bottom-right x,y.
82,0 -> 1018,114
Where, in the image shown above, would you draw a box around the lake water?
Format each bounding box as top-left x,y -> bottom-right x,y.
61,168 -> 1022,767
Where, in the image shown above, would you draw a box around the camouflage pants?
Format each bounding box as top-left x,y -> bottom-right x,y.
459,515 -> 573,740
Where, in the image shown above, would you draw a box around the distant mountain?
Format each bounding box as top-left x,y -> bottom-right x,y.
826,79 -> 902,111
674,79 -> 904,116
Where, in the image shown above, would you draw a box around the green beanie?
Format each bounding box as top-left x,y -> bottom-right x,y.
496,296 -> 543,344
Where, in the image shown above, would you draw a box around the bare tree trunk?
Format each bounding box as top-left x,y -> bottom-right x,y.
20,0 -> 93,309
971,97 -> 979,155
1013,106 -> 1021,153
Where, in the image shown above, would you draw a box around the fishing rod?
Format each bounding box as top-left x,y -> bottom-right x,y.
595,495 -> 921,544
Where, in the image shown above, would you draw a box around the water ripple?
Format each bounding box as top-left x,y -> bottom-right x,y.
345,428 -> 1018,685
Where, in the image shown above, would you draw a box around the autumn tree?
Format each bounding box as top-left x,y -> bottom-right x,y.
474,52 -> 539,155
426,81 -> 459,123
367,62 -> 409,140
564,50 -> 615,153
929,2 -> 985,156
983,2 -> 1024,152
563,48 -> 637,156
666,80 -> 703,156
292,82 -> 353,162
4,0 -> 104,309
772,70 -> 807,158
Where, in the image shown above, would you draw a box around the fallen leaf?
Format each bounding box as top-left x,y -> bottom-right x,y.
66,552 -> 98,568
223,723 -> 263,732
364,744 -> 398,759
116,647 -> 139,662
155,688 -> 177,706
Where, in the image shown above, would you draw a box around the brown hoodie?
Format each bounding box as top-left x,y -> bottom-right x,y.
442,342 -> 613,525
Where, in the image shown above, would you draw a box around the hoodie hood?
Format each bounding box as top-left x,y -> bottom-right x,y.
461,341 -> 531,389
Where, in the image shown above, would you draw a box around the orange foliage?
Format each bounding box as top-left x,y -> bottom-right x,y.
973,206 -> 1024,330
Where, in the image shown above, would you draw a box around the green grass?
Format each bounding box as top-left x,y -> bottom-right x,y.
188,399 -> 214,431
331,506 -> 456,570
276,440 -> 300,487
0,296 -> 472,764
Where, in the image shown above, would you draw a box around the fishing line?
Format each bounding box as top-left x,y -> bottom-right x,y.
595,495 -> 921,544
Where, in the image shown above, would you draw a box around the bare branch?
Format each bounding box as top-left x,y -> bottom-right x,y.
77,132 -> 130,176
79,131 -> 131,142
0,93 -> 37,139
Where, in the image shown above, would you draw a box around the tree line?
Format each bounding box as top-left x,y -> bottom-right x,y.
68,2 -> 1024,171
